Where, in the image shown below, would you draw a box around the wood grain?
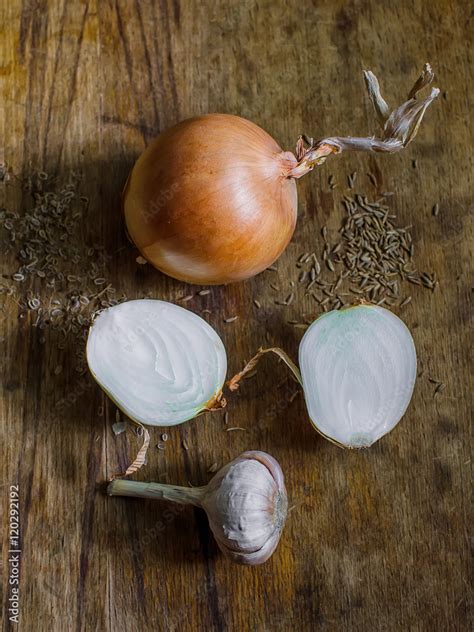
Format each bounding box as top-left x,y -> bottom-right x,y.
1,1 -> 472,631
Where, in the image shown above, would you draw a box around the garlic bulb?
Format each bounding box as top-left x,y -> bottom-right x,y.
229,305 -> 417,448
299,305 -> 417,447
107,451 -> 288,565
201,451 -> 287,564
86,299 -> 227,426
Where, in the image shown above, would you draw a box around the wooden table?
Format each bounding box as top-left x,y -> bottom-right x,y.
1,2 -> 472,630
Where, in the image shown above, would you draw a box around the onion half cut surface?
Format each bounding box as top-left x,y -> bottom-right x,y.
86,300 -> 227,426
299,305 -> 417,448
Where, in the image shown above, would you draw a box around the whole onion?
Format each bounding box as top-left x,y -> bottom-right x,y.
124,65 -> 438,285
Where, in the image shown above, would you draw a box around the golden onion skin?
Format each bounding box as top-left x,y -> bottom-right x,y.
123,114 -> 298,285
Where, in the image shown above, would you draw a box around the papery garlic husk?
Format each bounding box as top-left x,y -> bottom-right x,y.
107,451 -> 288,565
201,451 -> 288,565
86,299 -> 227,426
299,305 -> 417,448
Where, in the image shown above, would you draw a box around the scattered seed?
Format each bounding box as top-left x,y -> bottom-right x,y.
179,294 -> 194,302
226,427 -> 246,432
348,171 -> 357,189
182,439 -> 189,451
367,172 -> 377,186
266,265 -> 278,272
434,383 -> 446,396
161,433 -> 168,442
253,299 -> 261,309
28,297 -> 41,310
224,316 -> 238,323
156,443 -> 166,450
400,296 -> 412,307
207,463 -> 218,473
432,203 -> 440,216
198,289 -> 210,296
136,256 -> 147,265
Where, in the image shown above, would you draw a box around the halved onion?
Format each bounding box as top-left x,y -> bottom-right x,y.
299,305 -> 417,447
229,305 -> 417,448
86,299 -> 227,427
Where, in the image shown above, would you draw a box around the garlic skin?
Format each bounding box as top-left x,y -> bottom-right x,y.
201,451 -> 288,565
107,451 -> 288,565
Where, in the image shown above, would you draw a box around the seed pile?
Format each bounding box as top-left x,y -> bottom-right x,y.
1,171 -> 125,372
260,185 -> 437,323
295,191 -> 436,314
328,192 -> 435,298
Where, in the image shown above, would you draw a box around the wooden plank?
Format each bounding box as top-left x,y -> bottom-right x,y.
1,1 -> 472,630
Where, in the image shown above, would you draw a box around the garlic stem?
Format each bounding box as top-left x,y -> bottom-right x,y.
108,479 -> 205,507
